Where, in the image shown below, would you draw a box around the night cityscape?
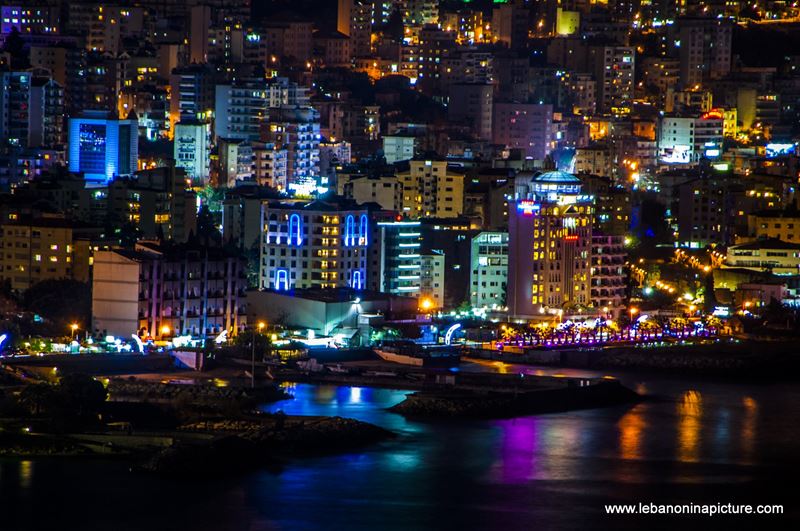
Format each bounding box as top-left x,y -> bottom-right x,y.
0,0 -> 799,529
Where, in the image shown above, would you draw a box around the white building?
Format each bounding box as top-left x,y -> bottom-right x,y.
724,238 -> 800,276
420,252 -> 445,308
470,232 -> 508,309
173,121 -> 210,184
383,135 -> 416,164
658,112 -> 723,164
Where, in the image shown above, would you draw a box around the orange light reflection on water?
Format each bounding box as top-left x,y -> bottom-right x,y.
677,390 -> 703,463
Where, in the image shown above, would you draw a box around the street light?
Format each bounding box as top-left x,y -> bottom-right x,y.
160,325 -> 170,338
70,323 -> 78,341
251,321 -> 266,388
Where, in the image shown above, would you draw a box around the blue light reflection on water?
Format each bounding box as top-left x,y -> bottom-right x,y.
2,367 -> 800,529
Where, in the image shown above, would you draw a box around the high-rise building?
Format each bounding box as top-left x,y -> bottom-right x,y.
263,106 -> 321,193
337,0 -> 372,57
105,166 -> 198,243
673,17 -> 732,88
590,45 -> 635,115
91,241 -> 248,340
0,6 -> 59,34
590,235 -> 627,314
173,121 -> 210,184
338,174 -> 402,211
507,170 -> 594,319
252,142 -> 289,191
262,16 -> 314,63
259,198 -> 370,291
492,3 -> 529,51
0,71 -> 31,147
29,77 -> 65,148
658,112 -> 724,164
402,0 -> 438,27
492,103 -> 554,161
395,159 -> 465,218
189,5 -> 212,64
219,138 -> 254,186
67,110 -> 139,183
371,219 -> 425,298
215,78 -> 271,141
170,64 -> 216,122
448,83 -> 493,140
0,214 -> 101,291
470,232 -> 509,309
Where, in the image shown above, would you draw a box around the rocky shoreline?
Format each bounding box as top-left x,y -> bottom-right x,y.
107,379 -> 290,406
140,415 -> 394,474
390,380 -> 640,418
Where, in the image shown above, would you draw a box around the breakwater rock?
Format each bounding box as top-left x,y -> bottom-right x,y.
108,380 -> 289,406
0,432 -> 91,457
390,380 -> 639,419
140,415 -> 393,474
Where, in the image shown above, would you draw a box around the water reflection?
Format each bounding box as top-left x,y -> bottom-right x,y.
19,460 -> 33,489
677,390 -> 703,463
618,406 -> 646,460
741,395 -> 758,464
495,417 -> 538,482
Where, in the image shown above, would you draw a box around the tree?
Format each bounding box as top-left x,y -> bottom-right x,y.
196,204 -> 222,245
18,383 -> 57,416
23,280 -> 91,333
57,373 -> 107,416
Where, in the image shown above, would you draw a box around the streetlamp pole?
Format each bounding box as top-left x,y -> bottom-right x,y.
251,322 -> 265,388
251,327 -> 256,389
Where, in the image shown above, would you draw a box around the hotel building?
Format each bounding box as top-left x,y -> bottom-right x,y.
259,197 -> 369,291
507,170 -> 594,319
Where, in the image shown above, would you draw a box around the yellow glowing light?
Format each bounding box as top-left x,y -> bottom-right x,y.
160,325 -> 171,335
420,298 -> 433,311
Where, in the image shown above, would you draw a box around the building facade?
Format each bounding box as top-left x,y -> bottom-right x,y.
469,231 -> 508,309
259,198 -> 369,291
67,110 -> 139,183
92,242 -> 248,340
507,170 -> 594,319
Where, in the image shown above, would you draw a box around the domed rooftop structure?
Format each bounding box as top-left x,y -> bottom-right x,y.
533,170 -> 581,183
530,169 -> 583,196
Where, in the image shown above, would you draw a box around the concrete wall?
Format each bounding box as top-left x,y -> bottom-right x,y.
92,251 -> 140,338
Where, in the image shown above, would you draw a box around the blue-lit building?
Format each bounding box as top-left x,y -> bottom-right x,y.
68,110 -> 139,183
258,197 -> 370,291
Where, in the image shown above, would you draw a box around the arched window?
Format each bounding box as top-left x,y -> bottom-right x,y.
288,213 -> 302,246
275,269 -> 290,291
344,214 -> 355,246
359,214 -> 368,246
351,270 -> 362,290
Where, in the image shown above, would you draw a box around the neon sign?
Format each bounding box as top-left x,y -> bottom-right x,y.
517,201 -> 540,216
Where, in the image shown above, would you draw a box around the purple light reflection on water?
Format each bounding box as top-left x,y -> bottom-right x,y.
494,416 -> 539,483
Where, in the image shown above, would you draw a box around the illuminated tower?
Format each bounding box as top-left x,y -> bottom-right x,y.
507,170 -> 594,319
67,110 -> 138,183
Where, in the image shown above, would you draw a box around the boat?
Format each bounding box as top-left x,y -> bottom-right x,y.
326,363 -> 351,374
373,341 -> 461,368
